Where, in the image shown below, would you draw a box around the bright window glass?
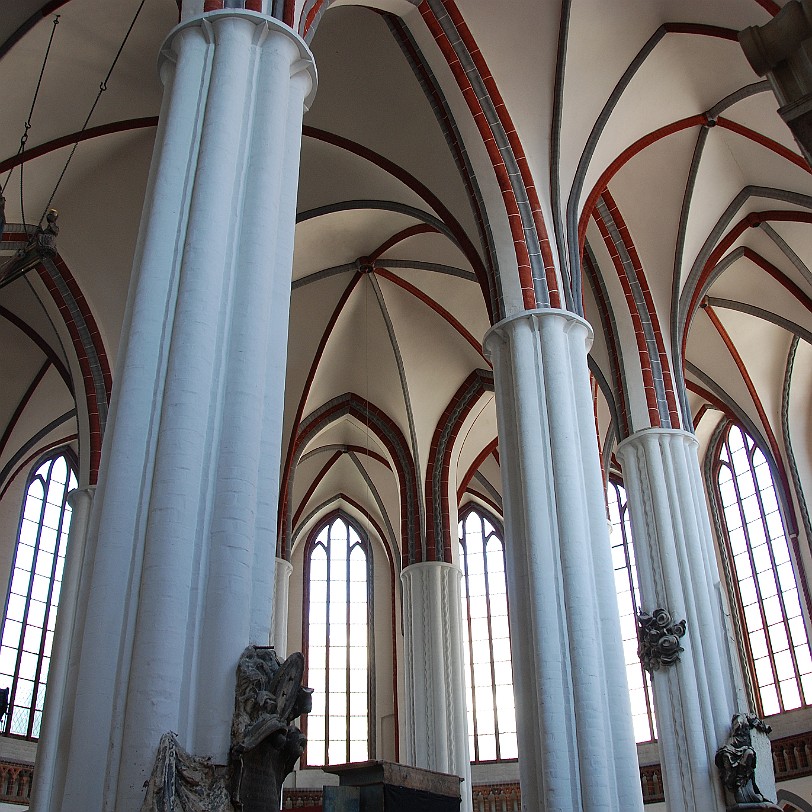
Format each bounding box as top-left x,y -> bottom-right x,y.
304,514 -> 370,764
459,507 -> 517,762
715,424 -> 812,715
607,479 -> 657,743
0,452 -> 76,739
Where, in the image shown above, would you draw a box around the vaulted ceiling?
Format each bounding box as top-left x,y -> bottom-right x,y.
1,0 -> 810,572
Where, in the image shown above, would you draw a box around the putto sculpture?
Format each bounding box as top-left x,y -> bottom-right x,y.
140,647 -> 312,812
637,608 -> 687,672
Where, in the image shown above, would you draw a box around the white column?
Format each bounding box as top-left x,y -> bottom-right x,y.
401,562 -> 473,812
28,486 -> 94,812
45,11 -> 316,812
483,309 -> 643,812
616,428 -> 741,812
271,557 -> 293,657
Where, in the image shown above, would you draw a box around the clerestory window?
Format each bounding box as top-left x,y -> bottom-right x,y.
458,506 -> 517,762
712,423 -> 812,715
303,512 -> 372,765
607,479 -> 657,743
0,451 -> 76,739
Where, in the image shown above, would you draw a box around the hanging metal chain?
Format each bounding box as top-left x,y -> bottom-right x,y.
2,14 -> 60,232
37,0 -> 147,227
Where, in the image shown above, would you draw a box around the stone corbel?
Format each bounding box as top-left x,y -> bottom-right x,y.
739,0 -> 812,165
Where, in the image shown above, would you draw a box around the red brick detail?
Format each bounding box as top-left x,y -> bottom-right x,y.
579,115 -> 708,256
591,206 -> 661,428
582,251 -> 629,439
283,0 -> 295,27
34,255 -> 111,485
302,0 -> 325,36
283,395 -> 419,571
602,190 -> 680,428
419,1 -> 558,310
684,212 -> 812,360
425,370 -> 493,562
204,1 -> 224,11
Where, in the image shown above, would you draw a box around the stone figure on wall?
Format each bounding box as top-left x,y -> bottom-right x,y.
35,209 -> 59,257
715,713 -> 779,809
140,647 -> 311,812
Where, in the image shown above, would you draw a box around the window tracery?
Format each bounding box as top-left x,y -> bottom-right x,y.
0,451 -> 76,739
458,506 -> 517,762
302,513 -> 372,765
607,479 -> 657,743
712,423 -> 812,715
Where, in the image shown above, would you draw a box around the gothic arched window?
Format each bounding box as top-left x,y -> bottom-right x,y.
458,506 -> 517,762
0,451 -> 76,739
713,423 -> 812,715
303,513 -> 372,765
607,479 -> 657,743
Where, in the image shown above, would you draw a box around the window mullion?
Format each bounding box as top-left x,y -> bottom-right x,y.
29,475 -> 69,738
345,529 -> 351,765
9,472 -> 50,735
727,437 -> 781,701
481,523 -> 500,760
748,448 -> 804,709
461,536 -> 479,762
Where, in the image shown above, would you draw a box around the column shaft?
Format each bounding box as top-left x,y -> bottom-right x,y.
47,11 -> 315,812
271,557 -> 294,657
617,428 -> 741,812
401,562 -> 473,812
484,309 -> 643,812
28,486 -> 95,812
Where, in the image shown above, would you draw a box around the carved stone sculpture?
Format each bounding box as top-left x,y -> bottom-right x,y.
141,647 -> 311,812
0,207 -> 60,289
140,733 -> 233,812
739,0 -> 812,166
35,209 -> 59,257
715,714 -> 780,809
230,646 -> 312,812
637,608 -> 686,672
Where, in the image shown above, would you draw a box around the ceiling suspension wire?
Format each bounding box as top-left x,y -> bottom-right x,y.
37,0 -> 147,228
1,14 -> 61,230
364,270 -> 372,532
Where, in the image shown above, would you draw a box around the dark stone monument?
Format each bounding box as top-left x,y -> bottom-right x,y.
324,761 -> 462,812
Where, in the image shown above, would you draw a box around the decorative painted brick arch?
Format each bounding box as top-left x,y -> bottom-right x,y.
1,227 -> 111,487
281,392 -> 421,569
590,191 -> 680,431
295,0 -> 560,314
425,368 -> 494,563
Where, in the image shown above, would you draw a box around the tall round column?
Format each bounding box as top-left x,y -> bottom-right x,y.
271,557 -> 294,657
45,10 -> 316,812
483,309 -> 643,812
617,428 -> 742,812
28,486 -> 94,812
401,561 -> 473,812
